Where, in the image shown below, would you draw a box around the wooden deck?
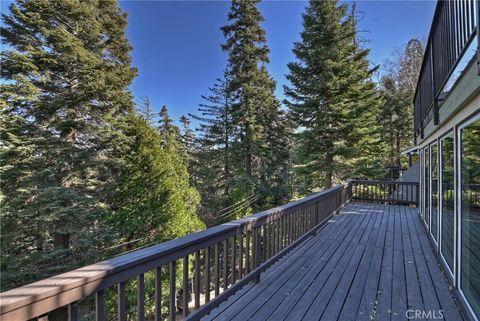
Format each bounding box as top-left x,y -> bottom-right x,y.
201,202 -> 466,321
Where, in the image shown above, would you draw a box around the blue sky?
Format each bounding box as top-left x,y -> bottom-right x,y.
1,0 -> 436,126
120,0 -> 436,126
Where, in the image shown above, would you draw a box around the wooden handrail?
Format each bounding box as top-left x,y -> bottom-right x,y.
0,184 -> 351,321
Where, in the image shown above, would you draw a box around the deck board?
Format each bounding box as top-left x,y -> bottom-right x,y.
201,203 -> 466,321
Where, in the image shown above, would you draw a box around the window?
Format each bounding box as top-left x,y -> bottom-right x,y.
440,133 -> 454,273
430,143 -> 439,242
424,146 -> 430,227
459,116 -> 480,319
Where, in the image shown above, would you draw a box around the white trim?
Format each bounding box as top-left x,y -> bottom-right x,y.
438,132 -> 454,279
456,113 -> 480,321
424,146 -> 430,228
429,142 -> 439,246
400,146 -> 419,156
459,288 -> 480,321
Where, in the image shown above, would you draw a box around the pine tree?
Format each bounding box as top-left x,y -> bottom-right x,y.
221,0 -> 291,208
109,116 -> 204,245
189,74 -> 235,223
284,0 -> 383,191
0,0 -> 136,289
138,95 -> 156,125
158,105 -> 180,138
380,39 -> 423,167
180,115 -> 195,154
179,114 -> 199,183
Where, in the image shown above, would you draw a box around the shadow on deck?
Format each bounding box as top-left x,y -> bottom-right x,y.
202,202 -> 465,321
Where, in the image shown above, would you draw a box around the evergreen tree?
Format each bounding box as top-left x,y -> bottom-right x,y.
380,39 -> 423,167
284,0 -> 383,191
221,0 -> 291,208
158,105 -> 180,138
108,116 -> 204,245
189,75 -> 235,224
0,0 -> 137,289
179,115 -> 199,183
138,95 -> 156,125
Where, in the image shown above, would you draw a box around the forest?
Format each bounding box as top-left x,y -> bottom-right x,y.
0,0 -> 423,297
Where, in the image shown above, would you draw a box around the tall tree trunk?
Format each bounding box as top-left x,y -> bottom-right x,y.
390,127 -> 395,166
324,151 -> 333,189
224,145 -> 229,197
224,96 -> 230,198
245,146 -> 252,180
53,233 -> 69,249
395,132 -> 401,167
245,124 -> 253,181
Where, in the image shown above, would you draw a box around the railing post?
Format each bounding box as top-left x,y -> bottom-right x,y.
415,184 -> 420,207
253,227 -> 261,284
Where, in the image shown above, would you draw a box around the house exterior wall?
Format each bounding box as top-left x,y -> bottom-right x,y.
417,57 -> 480,321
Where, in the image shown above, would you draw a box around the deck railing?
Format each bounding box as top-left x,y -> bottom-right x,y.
350,180 -> 419,206
413,0 -> 479,139
0,184 -> 352,321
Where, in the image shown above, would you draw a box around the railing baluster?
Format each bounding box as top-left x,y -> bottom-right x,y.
410,184 -> 413,204
194,250 -> 201,309
137,274 -> 145,321
223,239 -> 228,290
312,203 -> 315,227
289,211 -> 293,244
238,232 -> 243,278
169,261 -> 176,321
183,256 -> 189,318
298,209 -> 302,237
277,217 -> 281,252
265,223 -> 270,260
246,230 -> 251,273
279,216 -> 283,250
231,235 -> 237,284
118,282 -> 126,321
68,302 -> 78,321
262,225 -> 266,262
271,220 -> 275,255
291,212 -> 295,241
215,243 -> 220,296
155,267 -> 162,321
271,220 -> 275,256
96,290 -> 104,321
293,210 -> 300,242
303,208 -> 306,234
273,219 -> 277,254
253,227 -> 260,269
206,246 -> 211,303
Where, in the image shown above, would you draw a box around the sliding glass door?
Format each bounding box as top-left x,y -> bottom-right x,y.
440,133 -> 454,274
430,143 -> 439,242
459,116 -> 480,319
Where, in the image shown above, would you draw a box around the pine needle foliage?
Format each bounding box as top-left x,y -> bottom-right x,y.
284,0 -> 384,192
0,0 -> 137,288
